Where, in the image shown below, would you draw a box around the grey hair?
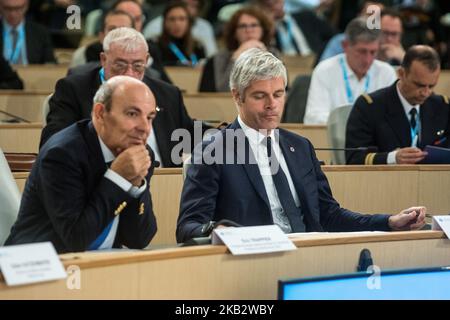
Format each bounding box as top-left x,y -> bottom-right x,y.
93,75 -> 142,112
229,48 -> 287,99
345,17 -> 381,44
103,27 -> 148,53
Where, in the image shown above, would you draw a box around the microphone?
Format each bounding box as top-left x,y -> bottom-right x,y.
0,109 -> 31,123
153,160 -> 161,168
357,248 -> 374,272
315,146 -> 378,152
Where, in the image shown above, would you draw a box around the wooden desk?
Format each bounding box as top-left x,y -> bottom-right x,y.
0,231 -> 448,299
0,123 -> 42,153
14,65 -> 68,91
13,165 -> 450,246
0,90 -> 51,123
166,66 -> 202,94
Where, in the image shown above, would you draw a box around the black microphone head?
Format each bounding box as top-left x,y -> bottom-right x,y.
153,160 -> 161,168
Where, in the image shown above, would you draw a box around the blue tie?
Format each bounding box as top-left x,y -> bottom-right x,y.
266,136 -> 305,232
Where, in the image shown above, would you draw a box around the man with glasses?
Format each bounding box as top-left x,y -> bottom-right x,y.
0,0 -> 56,64
41,27 -> 201,168
378,9 -> 405,65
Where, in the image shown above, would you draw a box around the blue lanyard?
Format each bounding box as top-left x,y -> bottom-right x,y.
3,26 -> 25,64
339,56 -> 370,104
99,68 -> 106,83
279,17 -> 296,50
168,42 -> 198,66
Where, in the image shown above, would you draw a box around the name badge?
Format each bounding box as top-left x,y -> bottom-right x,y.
212,225 -> 296,255
0,242 -> 67,286
432,216 -> 450,239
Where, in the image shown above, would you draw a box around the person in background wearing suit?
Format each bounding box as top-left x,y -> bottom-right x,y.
253,0 -> 335,57
41,27 -> 204,168
346,45 -> 450,165
0,0 -> 56,64
5,76 -> 158,253
176,48 -> 426,243
0,54 -> 23,89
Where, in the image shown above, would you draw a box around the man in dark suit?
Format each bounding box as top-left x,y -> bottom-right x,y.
0,54 -> 23,89
176,48 -> 426,243
6,76 -> 158,253
41,27 -> 201,167
254,0 -> 335,56
0,0 -> 56,64
346,45 -> 450,165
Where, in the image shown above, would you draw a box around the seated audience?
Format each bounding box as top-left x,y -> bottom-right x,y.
304,17 -> 397,124
41,27 -> 205,168
346,45 -> 450,165
177,48 -> 426,243
5,76 -> 158,253
199,6 -> 275,92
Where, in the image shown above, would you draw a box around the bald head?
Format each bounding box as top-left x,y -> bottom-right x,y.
402,45 -> 440,72
92,76 -> 157,154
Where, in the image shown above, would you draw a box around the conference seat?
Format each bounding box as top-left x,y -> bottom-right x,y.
326,104 -> 352,165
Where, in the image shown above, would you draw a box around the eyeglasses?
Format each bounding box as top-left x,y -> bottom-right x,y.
382,30 -> 401,38
237,23 -> 261,30
111,61 -> 146,73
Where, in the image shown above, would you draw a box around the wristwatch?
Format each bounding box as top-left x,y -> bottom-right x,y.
200,221 -> 216,236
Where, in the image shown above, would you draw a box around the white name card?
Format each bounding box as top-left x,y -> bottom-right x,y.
432,216 -> 450,239
212,225 -> 296,255
0,242 -> 67,286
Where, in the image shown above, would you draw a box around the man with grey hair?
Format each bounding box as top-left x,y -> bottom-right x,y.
304,16 -> 397,124
176,48 -> 426,243
41,27 -> 201,167
6,76 -> 158,253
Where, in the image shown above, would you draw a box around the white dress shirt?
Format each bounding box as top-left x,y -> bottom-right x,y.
238,116 -> 300,233
143,16 -> 218,57
387,84 -> 421,164
96,137 -> 147,249
304,53 -> 397,124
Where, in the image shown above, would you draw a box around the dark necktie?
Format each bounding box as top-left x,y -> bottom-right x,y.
409,108 -> 417,130
280,20 -> 300,54
10,29 -> 19,61
266,136 -> 305,232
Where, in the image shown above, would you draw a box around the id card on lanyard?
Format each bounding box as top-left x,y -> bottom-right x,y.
339,56 -> 370,104
168,42 -> 198,66
3,25 -> 25,64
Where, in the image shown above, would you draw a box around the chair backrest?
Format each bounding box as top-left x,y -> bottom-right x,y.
182,155 -> 192,181
84,9 -> 102,36
69,46 -> 87,68
282,74 -> 311,123
327,105 -> 352,165
42,93 -> 53,125
0,148 -> 21,245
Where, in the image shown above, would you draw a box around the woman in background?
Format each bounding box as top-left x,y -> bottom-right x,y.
199,6 -> 275,92
156,1 -> 206,67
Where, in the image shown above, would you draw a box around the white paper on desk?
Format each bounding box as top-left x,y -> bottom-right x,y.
212,225 -> 296,255
432,216 -> 450,238
0,242 -> 66,286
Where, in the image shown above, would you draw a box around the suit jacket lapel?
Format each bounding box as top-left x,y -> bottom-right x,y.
230,120 -> 271,211
419,98 -> 446,147
385,84 -> 412,147
152,111 -> 171,167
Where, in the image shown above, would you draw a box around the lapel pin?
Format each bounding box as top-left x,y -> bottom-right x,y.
290,146 -> 295,152
437,130 -> 445,136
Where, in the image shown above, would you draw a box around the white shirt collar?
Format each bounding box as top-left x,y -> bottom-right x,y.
237,116 -> 275,146
98,136 -> 115,163
3,20 -> 24,32
396,82 -> 420,115
342,53 -> 372,81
